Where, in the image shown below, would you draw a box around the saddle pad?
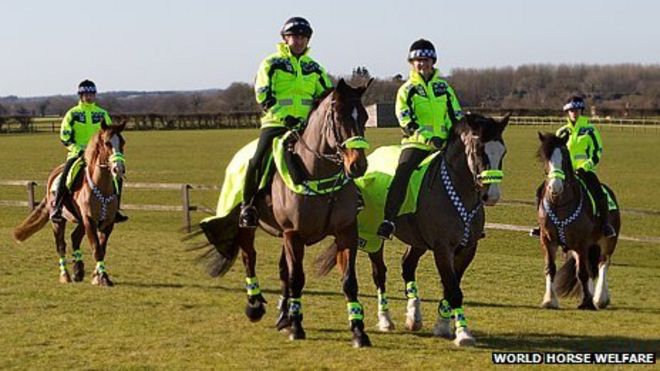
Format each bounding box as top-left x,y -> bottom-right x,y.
52,157 -> 85,193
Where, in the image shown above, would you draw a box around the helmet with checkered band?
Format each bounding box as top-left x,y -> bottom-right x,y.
77,79 -> 97,95
408,39 -> 437,62
563,95 -> 586,112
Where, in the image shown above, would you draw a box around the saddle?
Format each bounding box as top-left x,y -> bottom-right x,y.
52,157 -> 86,193
575,175 -> 619,216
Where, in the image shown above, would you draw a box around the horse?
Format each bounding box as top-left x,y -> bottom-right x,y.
13,120 -> 127,286
193,79 -> 372,347
536,132 -> 620,310
316,113 -> 509,346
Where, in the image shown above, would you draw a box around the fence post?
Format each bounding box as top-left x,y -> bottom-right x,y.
26,181 -> 37,212
181,184 -> 192,233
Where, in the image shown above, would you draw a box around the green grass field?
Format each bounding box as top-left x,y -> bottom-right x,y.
1,126 -> 658,369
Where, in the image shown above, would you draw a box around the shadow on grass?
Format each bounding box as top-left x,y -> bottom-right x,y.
476,332 -> 660,352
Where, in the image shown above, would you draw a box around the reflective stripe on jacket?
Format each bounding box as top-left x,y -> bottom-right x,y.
60,102 -> 112,159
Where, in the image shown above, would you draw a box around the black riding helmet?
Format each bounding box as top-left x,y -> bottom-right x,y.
281,17 -> 313,38
408,39 -> 437,62
563,95 -> 586,112
78,79 -> 97,95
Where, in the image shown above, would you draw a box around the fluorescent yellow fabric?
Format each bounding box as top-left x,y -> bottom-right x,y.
60,102 -> 112,159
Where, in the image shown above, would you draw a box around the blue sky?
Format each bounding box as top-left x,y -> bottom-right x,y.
2,0 -> 658,96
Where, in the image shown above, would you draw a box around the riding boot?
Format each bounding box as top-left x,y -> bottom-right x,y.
114,177 -> 128,223
50,157 -> 78,223
283,149 -> 306,185
529,182 -> 544,237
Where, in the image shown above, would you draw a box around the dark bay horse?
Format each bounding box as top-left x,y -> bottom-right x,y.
317,113 -> 509,346
13,120 -> 126,286
196,79 -> 372,347
536,132 -> 620,310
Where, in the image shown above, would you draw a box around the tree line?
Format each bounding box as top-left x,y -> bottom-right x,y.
1,64 -> 658,118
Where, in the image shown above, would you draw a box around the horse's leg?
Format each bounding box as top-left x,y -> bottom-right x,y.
283,231 -> 306,340
71,224 -> 85,282
91,223 -> 114,287
593,250 -> 612,309
275,245 -> 291,331
576,249 -> 597,310
401,245 -> 426,331
238,229 -> 266,322
432,242 -> 477,339
432,246 -> 475,346
368,244 -> 395,331
540,239 -> 559,309
51,221 -> 71,283
337,224 -> 371,348
83,218 -> 107,287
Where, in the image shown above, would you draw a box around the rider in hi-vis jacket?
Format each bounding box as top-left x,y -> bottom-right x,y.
530,95 -> 616,238
239,16 -> 333,229
50,80 -> 127,223
376,39 -> 463,240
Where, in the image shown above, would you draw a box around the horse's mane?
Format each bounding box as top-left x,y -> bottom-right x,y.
309,88 -> 335,115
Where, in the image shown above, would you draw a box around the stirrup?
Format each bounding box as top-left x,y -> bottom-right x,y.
377,220 -> 395,240
239,205 -> 258,229
529,227 -> 541,237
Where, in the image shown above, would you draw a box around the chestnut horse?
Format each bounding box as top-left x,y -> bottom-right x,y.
195,79 -> 372,347
13,120 -> 126,286
536,132 -> 620,310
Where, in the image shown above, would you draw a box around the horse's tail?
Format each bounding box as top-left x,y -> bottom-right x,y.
555,249 -> 601,298
185,215 -> 241,277
13,198 -> 49,242
315,241 -> 339,277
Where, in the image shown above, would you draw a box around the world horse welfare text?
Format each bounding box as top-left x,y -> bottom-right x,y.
491,352 -> 656,365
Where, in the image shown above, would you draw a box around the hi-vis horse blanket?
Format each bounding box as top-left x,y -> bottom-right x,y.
355,145 -> 440,254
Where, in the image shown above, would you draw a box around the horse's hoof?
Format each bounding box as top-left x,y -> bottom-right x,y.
432,318 -> 453,339
245,301 -> 266,322
352,332 -> 372,348
72,261 -> 85,282
288,327 -> 306,341
454,328 -> 476,347
59,272 -> 72,284
405,317 -> 423,332
92,273 -> 113,287
578,302 -> 597,310
377,312 -> 395,332
541,300 -> 559,309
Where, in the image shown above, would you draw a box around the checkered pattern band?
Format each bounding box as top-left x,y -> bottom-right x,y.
542,186 -> 584,246
563,101 -> 585,111
441,160 -> 483,246
78,86 -> 97,94
409,49 -> 437,60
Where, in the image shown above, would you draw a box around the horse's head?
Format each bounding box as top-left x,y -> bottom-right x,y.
537,132 -> 572,201
322,78 -> 371,178
460,113 -> 509,206
87,119 -> 127,178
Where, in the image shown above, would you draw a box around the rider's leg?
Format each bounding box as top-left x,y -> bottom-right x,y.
50,156 -> 79,222
240,126 -> 288,228
578,169 -> 616,238
377,148 -> 429,239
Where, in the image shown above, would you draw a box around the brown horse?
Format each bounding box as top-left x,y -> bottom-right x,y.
13,120 -> 126,286
317,113 -> 509,346
195,79 -> 372,347
536,132 -> 620,310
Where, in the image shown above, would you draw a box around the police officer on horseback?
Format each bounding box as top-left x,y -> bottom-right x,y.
50,80 -> 128,223
377,39 -> 463,239
239,16 -> 333,228
531,95 -> 616,238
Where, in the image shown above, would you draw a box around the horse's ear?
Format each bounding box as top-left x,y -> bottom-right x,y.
500,112 -> 511,127
101,118 -> 109,130
538,131 -> 546,142
356,77 -> 375,96
336,78 -> 348,93
114,119 -> 127,133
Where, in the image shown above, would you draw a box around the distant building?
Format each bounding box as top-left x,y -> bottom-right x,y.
365,103 -> 397,128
